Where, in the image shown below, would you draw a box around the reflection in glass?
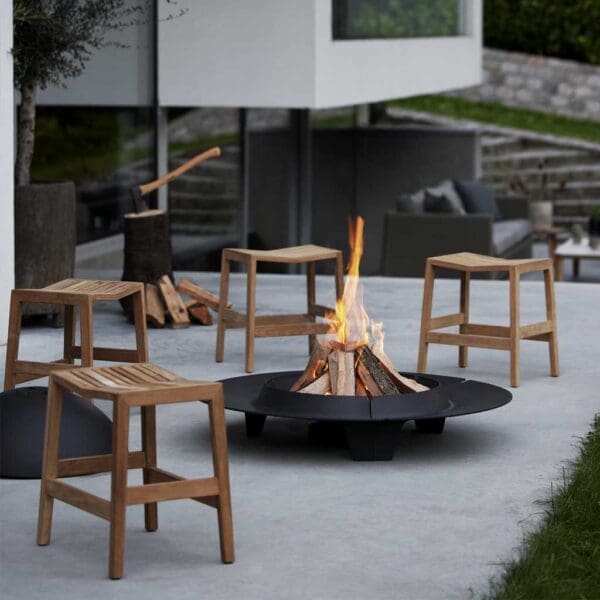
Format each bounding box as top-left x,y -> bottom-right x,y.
333,0 -> 464,40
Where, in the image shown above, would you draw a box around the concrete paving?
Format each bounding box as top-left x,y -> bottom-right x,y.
1,271 -> 599,600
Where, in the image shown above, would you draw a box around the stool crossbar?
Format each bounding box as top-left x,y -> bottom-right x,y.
37,363 -> 234,579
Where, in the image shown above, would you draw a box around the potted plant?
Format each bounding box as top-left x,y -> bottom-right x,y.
12,0 -> 149,317
510,159 -> 566,230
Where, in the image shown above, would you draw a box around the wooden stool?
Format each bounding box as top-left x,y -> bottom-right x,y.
4,279 -> 148,390
37,363 -> 234,579
216,244 -> 344,372
417,252 -> 559,387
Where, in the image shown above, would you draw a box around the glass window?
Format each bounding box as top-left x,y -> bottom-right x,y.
32,106 -> 155,244
333,0 -> 465,40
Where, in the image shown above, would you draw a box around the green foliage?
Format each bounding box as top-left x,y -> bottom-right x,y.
391,95 -> 600,144
483,416 -> 600,599
484,0 -> 600,65
334,0 -> 460,39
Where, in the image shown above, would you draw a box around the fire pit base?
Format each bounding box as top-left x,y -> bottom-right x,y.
221,371 -> 511,461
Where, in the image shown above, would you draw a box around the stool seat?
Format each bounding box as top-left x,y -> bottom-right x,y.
225,244 -> 341,264
41,279 -> 143,300
4,279 -> 148,390
418,252 -> 559,387
428,252 -> 552,273
216,245 -> 344,372
37,364 -> 234,579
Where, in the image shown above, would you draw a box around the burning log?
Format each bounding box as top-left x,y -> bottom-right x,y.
293,215 -> 429,400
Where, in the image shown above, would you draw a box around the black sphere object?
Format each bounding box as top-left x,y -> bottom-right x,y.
0,387 -> 112,479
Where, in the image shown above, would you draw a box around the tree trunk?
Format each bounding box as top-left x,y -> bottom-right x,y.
15,80 -> 37,186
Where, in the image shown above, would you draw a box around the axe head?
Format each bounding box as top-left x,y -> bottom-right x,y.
129,186 -> 148,213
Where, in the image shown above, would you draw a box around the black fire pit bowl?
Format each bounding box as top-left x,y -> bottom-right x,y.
221,371 -> 512,461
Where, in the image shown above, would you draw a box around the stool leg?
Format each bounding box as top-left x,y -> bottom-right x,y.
79,298 -> 94,367
63,305 -> 76,364
132,288 -> 149,362
208,388 -> 234,564
109,400 -> 129,580
4,291 -> 23,390
417,262 -> 435,373
459,272 -> 470,368
307,261 -> 316,353
141,406 -> 158,531
37,378 -> 63,546
544,267 -> 560,377
216,254 -> 230,363
509,267 -> 521,387
245,258 -> 257,373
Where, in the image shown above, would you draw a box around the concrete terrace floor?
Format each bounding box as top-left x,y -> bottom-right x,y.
1,268 -> 599,600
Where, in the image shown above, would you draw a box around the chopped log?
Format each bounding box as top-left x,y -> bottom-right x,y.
355,377 -> 368,397
121,209 -> 173,317
356,359 -> 382,399
157,275 -> 190,329
373,347 -> 429,393
359,346 -> 397,395
145,283 -> 165,328
291,341 -> 332,391
330,340 -> 364,353
298,372 -> 331,395
176,278 -> 231,312
185,301 -> 213,326
328,349 -> 355,396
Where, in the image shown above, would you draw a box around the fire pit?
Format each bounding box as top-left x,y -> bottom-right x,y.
221,371 -> 511,460
221,216 -> 511,460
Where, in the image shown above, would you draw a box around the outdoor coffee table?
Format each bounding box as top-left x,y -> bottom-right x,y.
555,237 -> 600,281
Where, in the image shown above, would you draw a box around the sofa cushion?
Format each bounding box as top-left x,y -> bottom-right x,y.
455,180 -> 502,221
425,180 -> 466,215
396,194 -> 424,213
424,191 -> 458,214
493,219 -> 532,255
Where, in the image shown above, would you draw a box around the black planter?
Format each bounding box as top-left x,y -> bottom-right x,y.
588,217 -> 600,239
15,181 -> 76,317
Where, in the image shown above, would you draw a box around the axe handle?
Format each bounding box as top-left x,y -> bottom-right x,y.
138,146 -> 221,197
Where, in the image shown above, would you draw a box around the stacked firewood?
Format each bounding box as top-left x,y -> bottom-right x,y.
144,277 -> 229,329
292,340 -> 429,398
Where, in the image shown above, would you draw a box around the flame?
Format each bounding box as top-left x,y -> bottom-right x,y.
328,216 -> 384,351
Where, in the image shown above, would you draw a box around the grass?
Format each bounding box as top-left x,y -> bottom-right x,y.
391,95 -> 600,144
483,415 -> 600,600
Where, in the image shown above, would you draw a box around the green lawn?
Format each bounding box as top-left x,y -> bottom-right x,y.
484,415 -> 600,599
391,95 -> 600,144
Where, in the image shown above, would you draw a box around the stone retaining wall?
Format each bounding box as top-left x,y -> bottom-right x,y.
452,48 -> 600,122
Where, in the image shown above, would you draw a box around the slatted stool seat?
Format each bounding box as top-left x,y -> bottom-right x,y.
216,244 -> 344,372
417,252 -> 559,387
37,363 -> 234,579
4,279 -> 147,390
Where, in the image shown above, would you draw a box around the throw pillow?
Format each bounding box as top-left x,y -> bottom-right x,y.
396,195 -> 424,214
423,191 -> 456,214
425,180 -> 466,215
454,180 -> 502,220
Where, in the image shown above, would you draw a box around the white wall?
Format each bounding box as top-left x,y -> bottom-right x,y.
0,0 -> 14,344
158,0 -> 481,109
314,0 -> 482,107
158,0 -> 316,108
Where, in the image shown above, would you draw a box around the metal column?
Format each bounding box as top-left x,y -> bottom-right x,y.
238,108 -> 250,249
289,109 -> 312,252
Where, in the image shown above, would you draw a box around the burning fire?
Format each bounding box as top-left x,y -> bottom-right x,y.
328,216 -> 384,353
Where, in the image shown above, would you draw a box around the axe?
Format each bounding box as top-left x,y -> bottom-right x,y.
130,146 -> 222,212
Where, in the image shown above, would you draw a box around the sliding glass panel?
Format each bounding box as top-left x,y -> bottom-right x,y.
333,0 -> 465,40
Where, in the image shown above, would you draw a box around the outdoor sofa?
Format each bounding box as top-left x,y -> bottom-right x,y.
382,179 -> 532,277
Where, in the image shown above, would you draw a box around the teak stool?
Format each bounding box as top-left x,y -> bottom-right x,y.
216,244 -> 344,372
37,363 -> 234,579
4,279 -> 147,390
417,252 -> 559,387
